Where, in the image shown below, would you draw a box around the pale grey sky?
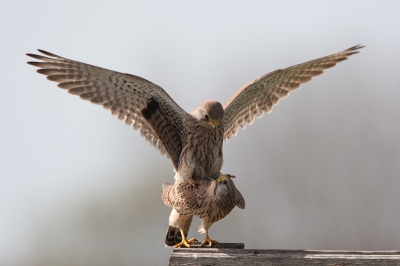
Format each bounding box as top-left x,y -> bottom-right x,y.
1,1 -> 400,265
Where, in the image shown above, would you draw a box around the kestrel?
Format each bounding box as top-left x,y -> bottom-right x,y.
26,45 -> 363,246
162,173 -> 245,247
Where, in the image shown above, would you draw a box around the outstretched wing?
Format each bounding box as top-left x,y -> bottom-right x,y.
221,45 -> 364,140
27,50 -> 187,169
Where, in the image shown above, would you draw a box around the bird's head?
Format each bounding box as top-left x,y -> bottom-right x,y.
193,100 -> 224,129
214,174 -> 245,209
214,174 -> 235,197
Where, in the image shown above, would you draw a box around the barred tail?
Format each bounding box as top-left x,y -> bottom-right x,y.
165,215 -> 193,246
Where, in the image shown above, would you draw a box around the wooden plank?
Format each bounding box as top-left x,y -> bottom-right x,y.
183,242 -> 244,249
169,249 -> 400,265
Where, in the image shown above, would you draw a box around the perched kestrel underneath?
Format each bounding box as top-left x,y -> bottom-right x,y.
162,173 -> 245,247
26,45 -> 363,247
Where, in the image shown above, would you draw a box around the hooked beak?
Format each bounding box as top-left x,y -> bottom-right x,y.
210,120 -> 219,129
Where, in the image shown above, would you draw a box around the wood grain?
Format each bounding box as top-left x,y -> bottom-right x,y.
170,249 -> 400,265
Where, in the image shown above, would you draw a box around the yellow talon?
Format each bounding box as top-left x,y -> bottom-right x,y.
188,178 -> 196,187
174,237 -> 197,248
201,236 -> 219,246
174,228 -> 197,248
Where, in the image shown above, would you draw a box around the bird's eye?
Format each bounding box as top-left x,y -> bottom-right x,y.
204,114 -> 209,120
222,180 -> 227,185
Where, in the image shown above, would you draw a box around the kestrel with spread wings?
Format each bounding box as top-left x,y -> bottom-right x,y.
27,45 -> 363,247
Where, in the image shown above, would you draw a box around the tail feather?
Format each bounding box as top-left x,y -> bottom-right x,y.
165,226 -> 181,247
165,215 -> 193,246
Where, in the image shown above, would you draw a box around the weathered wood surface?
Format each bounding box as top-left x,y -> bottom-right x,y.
180,242 -> 244,249
169,249 -> 400,266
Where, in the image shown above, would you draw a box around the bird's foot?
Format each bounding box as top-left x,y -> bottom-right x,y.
201,236 -> 219,246
174,237 -> 197,248
214,173 -> 235,183
188,178 -> 196,187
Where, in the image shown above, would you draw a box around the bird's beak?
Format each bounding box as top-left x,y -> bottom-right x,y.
210,120 -> 219,129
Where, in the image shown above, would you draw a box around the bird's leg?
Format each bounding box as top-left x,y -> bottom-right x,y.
201,228 -> 219,246
174,227 -> 197,248
188,178 -> 196,187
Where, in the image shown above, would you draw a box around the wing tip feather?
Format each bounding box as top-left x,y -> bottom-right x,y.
26,61 -> 40,67
37,49 -> 58,58
347,44 -> 365,51
46,75 -> 60,82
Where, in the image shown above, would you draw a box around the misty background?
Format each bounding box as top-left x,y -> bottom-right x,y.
1,1 -> 400,265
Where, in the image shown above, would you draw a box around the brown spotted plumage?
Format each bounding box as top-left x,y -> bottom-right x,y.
222,45 -> 364,139
26,45 -> 363,246
162,174 -> 245,247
